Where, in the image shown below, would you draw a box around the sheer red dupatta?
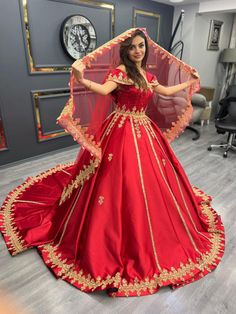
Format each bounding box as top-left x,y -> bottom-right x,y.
57,28 -> 200,164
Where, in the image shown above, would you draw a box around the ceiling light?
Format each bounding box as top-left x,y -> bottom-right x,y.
169,0 -> 184,3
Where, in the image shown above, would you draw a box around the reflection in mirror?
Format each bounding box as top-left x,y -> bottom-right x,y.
0,111 -> 7,151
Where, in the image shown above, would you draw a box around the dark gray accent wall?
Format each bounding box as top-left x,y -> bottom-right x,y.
0,0 -> 174,167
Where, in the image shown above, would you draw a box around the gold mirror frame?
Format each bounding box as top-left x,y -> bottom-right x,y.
133,9 -> 161,43
32,90 -> 70,141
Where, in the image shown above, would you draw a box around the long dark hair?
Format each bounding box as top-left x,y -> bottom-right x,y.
120,30 -> 149,90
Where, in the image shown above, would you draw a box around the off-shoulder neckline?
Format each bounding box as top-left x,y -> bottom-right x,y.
114,68 -> 127,75
114,67 -> 149,81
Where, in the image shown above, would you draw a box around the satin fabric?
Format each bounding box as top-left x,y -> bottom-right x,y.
0,69 -> 225,297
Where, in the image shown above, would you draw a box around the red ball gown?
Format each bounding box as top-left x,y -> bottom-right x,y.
0,68 -> 225,297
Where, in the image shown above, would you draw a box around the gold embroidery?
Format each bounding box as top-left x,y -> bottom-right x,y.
3,168 -> 223,297
81,28 -> 194,79
108,153 -> 113,161
59,119 -> 112,206
0,162 -> 74,255
98,196 -> 104,205
40,192 -> 224,297
106,112 -> 120,136
61,169 -> 72,176
106,72 -> 133,86
59,158 -> 99,205
145,119 -> 156,138
114,105 -> 146,117
57,97 -> 102,160
106,70 -> 158,92
59,28 -> 196,156
15,200 -> 46,205
130,117 -> 162,272
192,187 -> 223,233
118,115 -> 127,128
134,118 -> 141,138
58,185 -> 84,246
143,123 -> 202,255
82,28 -> 137,66
149,124 -> 211,241
106,105 -> 148,136
57,96 -> 73,121
163,103 -> 193,143
41,243 -> 121,290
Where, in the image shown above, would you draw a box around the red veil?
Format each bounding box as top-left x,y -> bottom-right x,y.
57,28 -> 200,166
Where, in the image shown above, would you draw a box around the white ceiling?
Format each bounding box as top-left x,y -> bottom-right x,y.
152,0 -> 224,6
151,0 -> 236,13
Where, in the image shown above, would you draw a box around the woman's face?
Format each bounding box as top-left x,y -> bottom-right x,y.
127,35 -> 146,64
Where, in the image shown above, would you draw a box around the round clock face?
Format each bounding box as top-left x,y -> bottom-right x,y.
60,15 -> 97,60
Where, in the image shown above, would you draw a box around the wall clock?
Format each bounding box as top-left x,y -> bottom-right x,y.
60,15 -> 97,60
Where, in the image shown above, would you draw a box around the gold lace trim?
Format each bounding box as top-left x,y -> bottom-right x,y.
39,190 -> 224,296
59,158 -> 99,205
59,111 -> 121,205
82,28 -> 137,65
0,164 -> 224,296
105,105 -> 148,136
114,105 -> 146,117
60,109 -> 125,205
0,162 -> 74,255
57,97 -> 102,160
150,125 -> 211,241
130,117 -> 162,271
143,122 -> 202,255
106,70 -> 158,91
108,153 -> 113,161
58,27 -> 198,155
163,102 -> 193,143
80,27 -> 197,78
106,71 -> 133,86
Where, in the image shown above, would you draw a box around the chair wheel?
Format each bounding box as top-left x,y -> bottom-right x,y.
223,152 -> 228,158
208,146 -> 212,151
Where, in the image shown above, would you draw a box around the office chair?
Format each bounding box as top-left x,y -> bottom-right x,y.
208,85 -> 236,158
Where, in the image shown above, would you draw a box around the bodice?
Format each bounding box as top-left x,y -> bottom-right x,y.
105,69 -> 159,112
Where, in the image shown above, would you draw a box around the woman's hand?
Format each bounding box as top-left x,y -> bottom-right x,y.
186,70 -> 200,87
71,60 -> 86,83
191,70 -> 200,80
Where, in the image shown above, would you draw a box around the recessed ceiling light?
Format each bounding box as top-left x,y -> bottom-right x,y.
169,0 -> 184,3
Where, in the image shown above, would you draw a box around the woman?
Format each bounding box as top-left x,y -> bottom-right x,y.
0,29 -> 224,298
72,31 -> 197,97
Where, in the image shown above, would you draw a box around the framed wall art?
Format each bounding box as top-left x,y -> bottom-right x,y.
207,19 -> 223,50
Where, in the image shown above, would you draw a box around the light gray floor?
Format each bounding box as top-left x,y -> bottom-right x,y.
0,123 -> 235,314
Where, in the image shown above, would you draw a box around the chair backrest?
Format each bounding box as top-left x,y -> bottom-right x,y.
228,102 -> 236,121
227,85 -> 236,121
216,85 -> 236,120
191,93 -> 207,108
227,85 -> 236,98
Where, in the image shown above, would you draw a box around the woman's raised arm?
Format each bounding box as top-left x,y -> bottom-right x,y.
153,71 -> 200,96
72,60 -> 118,96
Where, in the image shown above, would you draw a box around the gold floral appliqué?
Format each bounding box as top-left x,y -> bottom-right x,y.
108,153 -> 113,161
98,196 -> 104,205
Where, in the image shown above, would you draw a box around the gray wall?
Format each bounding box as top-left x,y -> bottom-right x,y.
0,0 -> 174,167
172,4 -> 234,115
